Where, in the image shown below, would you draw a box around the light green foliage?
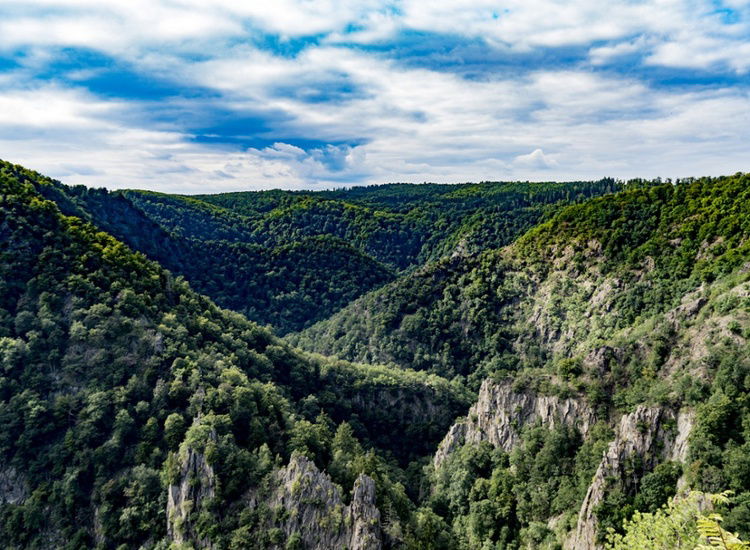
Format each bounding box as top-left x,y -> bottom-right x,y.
606,491 -> 749,550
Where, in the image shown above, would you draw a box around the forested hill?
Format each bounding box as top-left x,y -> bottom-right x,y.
289,173 -> 750,547
0,162 -> 470,548
23,172 -> 394,335
292,174 -> 750,385
15,161 -> 619,334
196,179 -> 621,269
4,159 -> 750,549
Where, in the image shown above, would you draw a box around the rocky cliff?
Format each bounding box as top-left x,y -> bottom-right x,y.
167,426 -> 217,548
0,467 -> 27,505
255,454 -> 382,550
167,444 -> 382,549
434,378 -> 597,468
432,378 -> 695,549
569,406 -> 694,549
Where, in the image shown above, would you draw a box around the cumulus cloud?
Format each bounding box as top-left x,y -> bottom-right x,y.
589,36 -> 652,65
514,149 -> 558,170
0,0 -> 749,191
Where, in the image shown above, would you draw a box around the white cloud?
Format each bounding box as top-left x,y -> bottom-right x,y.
648,35 -> 750,73
3,56 -> 749,191
514,149 -> 558,170
0,87 -> 121,128
0,1 -> 749,191
589,36 -> 651,65
2,0 -> 749,72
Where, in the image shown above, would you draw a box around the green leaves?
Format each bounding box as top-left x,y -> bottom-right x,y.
605,491 -> 750,550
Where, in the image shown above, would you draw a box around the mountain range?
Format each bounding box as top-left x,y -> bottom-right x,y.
1,160 -> 749,549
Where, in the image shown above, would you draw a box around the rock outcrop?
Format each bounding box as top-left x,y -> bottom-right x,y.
432,378 -> 696,550
434,378 -> 596,468
167,427 -> 217,548
259,454 -> 382,550
165,420 -> 382,550
0,466 -> 28,505
569,406 -> 695,550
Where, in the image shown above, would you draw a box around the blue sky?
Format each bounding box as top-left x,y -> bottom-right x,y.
0,1 -> 748,192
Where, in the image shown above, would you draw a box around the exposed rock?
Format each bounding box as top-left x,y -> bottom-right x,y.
0,466 -> 28,505
583,346 -> 616,376
670,409 -> 695,462
569,406 -> 694,550
585,277 -> 620,311
434,379 -> 596,468
164,428 -> 381,550
260,454 -> 381,550
433,422 -> 469,468
347,473 -> 382,550
433,380 -> 697,549
167,423 -> 217,549
451,239 -> 470,258
662,279 -> 749,378
664,289 -> 707,327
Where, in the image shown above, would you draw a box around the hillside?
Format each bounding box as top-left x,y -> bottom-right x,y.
26,177 -> 394,334
292,176 -> 750,383
197,179 -> 621,269
24,172 -> 617,335
290,174 -> 750,546
2,161 -> 750,549
0,162 -> 470,548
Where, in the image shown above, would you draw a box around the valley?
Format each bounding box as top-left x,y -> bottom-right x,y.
1,161 -> 749,549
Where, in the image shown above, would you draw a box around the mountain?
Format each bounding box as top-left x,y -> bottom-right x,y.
0,162 -> 469,548
291,176 -> 750,382
197,180 -> 621,270
26,171 -> 619,334
2,160 -> 750,549
29,179 -> 395,335
291,174 -> 750,546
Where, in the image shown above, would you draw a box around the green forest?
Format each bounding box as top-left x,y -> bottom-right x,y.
1,160 -> 749,549
30,166 -> 618,334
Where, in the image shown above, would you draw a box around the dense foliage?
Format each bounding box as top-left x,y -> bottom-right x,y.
27,178 -> 394,334
22,173 -> 618,335
605,491 -> 749,550
423,423 -> 613,549
289,174 -> 750,545
292,174 -> 750,384
3,158 -> 750,549
0,163 -> 468,548
198,180 -> 621,270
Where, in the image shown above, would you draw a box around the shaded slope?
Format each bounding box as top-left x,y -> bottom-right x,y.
19,169 -> 395,334
21,164 -> 619,335
199,179 -> 622,269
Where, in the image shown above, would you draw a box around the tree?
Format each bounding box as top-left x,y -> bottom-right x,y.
605,491 -> 749,550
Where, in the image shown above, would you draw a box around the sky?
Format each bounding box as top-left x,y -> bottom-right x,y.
0,1 -> 749,192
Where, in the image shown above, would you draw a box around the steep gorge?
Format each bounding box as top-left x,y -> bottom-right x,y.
3,163 -> 750,549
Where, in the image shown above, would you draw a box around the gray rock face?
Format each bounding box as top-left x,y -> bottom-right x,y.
569,406 -> 695,550
167,428 -> 217,548
262,454 -> 382,550
165,420 -> 381,550
432,378 -> 695,550
0,466 -> 28,505
348,473 -> 382,550
670,409 -> 695,463
434,378 -> 596,468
